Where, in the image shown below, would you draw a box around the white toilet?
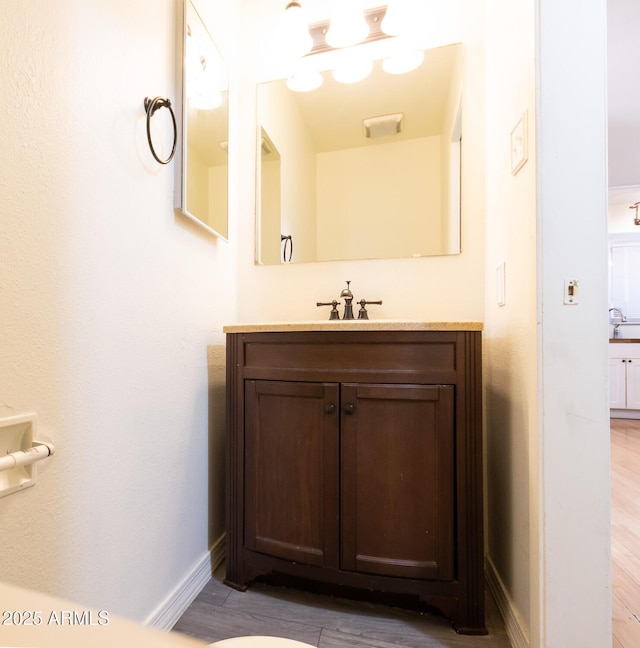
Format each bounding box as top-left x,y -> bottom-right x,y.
208,638 -> 315,648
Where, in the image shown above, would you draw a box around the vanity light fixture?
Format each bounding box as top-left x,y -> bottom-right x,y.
630,202 -> 640,226
280,3 -> 431,92
332,51 -> 373,84
380,0 -> 415,37
186,26 -> 204,83
280,1 -> 314,58
325,1 -> 370,49
382,48 -> 425,74
186,23 -> 226,111
286,67 -> 323,91
190,89 -> 223,110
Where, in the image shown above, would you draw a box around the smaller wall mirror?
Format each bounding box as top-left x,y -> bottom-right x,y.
175,0 -> 229,239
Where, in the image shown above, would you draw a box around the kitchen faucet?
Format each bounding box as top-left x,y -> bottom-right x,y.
609,307 -> 627,338
609,307 -> 627,321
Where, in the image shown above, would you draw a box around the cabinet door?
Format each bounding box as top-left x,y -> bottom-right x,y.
244,380 -> 339,568
609,358 -> 627,409
626,359 -> 640,409
341,383 -> 455,581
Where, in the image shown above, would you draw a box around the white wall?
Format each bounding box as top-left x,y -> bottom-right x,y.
316,137 -> 442,261
0,0 -> 237,624
535,0 -> 611,645
483,0 -> 537,643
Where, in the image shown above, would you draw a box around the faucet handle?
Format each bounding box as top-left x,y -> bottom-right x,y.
317,300 -> 340,320
357,299 -> 383,320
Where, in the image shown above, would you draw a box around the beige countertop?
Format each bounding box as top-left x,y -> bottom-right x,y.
223,320 -> 483,333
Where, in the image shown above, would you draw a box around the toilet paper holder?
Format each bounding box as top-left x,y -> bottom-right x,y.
0,414 -> 54,498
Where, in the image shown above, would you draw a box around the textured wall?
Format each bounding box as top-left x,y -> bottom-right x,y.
0,0 -> 236,623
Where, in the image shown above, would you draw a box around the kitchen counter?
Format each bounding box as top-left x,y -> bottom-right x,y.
610,338 -> 640,343
223,320 -> 483,334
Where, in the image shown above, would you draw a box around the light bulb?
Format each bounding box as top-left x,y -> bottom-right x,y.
381,0 -> 415,37
287,69 -> 324,92
332,53 -> 372,84
281,1 -> 313,58
326,1 -> 369,49
190,90 -> 223,111
186,34 -> 204,85
382,49 -> 425,75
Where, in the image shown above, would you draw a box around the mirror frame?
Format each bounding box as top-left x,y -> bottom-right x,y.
174,0 -> 230,240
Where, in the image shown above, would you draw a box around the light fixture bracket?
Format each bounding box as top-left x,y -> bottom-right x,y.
307,6 -> 390,55
630,201 -> 640,226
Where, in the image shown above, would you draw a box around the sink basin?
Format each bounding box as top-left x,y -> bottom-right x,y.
610,323 -> 640,340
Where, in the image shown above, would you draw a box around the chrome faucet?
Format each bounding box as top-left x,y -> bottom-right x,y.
609,307 -> 627,338
609,307 -> 626,321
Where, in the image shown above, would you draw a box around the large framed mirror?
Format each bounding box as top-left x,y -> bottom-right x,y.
256,42 -> 463,265
175,0 -> 229,240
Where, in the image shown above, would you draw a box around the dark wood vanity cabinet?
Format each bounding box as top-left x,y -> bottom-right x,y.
225,328 -> 485,634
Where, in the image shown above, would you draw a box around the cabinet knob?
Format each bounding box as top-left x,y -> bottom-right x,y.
343,403 -> 355,415
324,403 -> 336,415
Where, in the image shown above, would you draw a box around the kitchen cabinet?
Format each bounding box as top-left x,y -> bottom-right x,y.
609,343 -> 640,412
224,324 -> 485,634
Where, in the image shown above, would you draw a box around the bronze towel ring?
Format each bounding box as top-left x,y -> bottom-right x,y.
144,96 -> 177,165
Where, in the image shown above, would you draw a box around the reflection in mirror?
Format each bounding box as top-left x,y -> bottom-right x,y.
258,129 -> 283,263
176,0 -> 229,239
256,43 -> 463,264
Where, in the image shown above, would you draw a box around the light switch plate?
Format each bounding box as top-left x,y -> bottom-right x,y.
496,262 -> 506,306
511,111 -> 528,175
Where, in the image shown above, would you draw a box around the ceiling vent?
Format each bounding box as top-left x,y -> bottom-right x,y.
363,113 -> 404,139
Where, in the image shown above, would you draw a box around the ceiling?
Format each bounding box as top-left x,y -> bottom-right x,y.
194,0 -> 633,187
251,1 -> 462,153
608,0 -> 640,188
277,43 -> 461,152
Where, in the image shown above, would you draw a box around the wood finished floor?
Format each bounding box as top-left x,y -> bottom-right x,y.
172,563 -> 510,647
612,418 -> 640,647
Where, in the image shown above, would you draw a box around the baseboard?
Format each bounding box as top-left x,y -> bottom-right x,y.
485,555 -> 529,648
146,533 -> 226,630
211,533 -> 226,571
